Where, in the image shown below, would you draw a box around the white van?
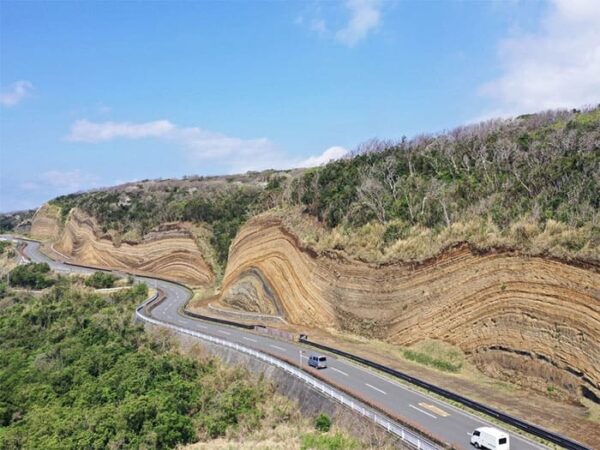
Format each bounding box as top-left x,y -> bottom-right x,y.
471,427 -> 510,450
308,355 -> 327,369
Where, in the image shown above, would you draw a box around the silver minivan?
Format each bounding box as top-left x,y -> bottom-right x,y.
308,355 -> 327,369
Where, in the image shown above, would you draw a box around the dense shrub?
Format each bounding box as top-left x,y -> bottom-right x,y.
8,263 -> 54,289
0,282 -> 270,449
314,413 -> 332,432
290,108 -> 599,232
84,271 -> 117,289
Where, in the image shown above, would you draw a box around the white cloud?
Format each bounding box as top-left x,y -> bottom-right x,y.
0,80 -> 33,107
480,0 -> 600,116
21,170 -> 100,192
65,119 -> 347,172
67,119 -> 175,143
300,0 -> 381,47
335,0 -> 381,47
297,146 -> 349,167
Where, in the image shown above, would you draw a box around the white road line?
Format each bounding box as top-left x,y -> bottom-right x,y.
330,367 -> 349,376
409,404 -> 437,419
197,325 -> 207,329
269,344 -> 286,352
365,383 -> 387,395
218,330 -> 231,335
243,337 -> 258,342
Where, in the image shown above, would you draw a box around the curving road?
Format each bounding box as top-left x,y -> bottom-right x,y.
10,237 -> 547,450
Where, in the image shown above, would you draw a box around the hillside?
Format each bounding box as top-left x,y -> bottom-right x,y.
0,281 -> 314,449
30,107 -> 600,266
8,106 -> 600,412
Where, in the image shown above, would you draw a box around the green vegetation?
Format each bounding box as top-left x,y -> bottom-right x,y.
0,210 -> 35,233
84,271 -> 117,289
299,412 -> 360,449
181,187 -> 257,265
314,413 -> 332,432
33,106 -> 600,267
402,341 -> 464,373
301,432 -> 359,450
0,281 -> 285,449
403,350 -> 462,373
0,242 -> 11,255
289,109 -> 599,233
48,177 -> 270,270
8,263 -> 54,290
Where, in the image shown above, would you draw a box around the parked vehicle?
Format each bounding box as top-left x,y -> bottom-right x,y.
471,427 -> 510,450
308,354 -> 327,369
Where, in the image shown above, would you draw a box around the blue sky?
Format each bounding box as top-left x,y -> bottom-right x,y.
1,0 -> 599,212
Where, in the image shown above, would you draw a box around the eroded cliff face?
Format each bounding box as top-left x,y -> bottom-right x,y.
31,205 -> 214,286
220,215 -> 600,400
30,204 -> 62,240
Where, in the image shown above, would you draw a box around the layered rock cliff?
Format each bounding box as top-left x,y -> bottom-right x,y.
220,215 -> 600,400
30,204 -> 62,240
31,206 -> 214,286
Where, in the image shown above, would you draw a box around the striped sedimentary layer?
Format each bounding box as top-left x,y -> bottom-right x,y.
31,206 -> 214,286
220,215 -> 600,399
30,204 -> 62,240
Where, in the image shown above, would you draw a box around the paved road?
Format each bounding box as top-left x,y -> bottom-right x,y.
11,237 -> 546,450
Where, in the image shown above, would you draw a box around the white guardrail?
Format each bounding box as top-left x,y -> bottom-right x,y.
136,297 -> 439,450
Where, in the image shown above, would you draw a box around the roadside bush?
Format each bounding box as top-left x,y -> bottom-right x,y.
314,413 -> 332,432
84,271 -> 117,289
8,262 -> 54,289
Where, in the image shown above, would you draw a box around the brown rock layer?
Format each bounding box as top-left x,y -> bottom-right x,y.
30,204 -> 62,240
34,206 -> 214,286
220,215 -> 600,398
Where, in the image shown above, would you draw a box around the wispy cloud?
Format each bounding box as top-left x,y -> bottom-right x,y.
480,0 -> 600,117
0,80 -> 34,107
67,119 -> 175,143
21,170 -> 100,193
297,146 -> 348,167
299,0 -> 381,47
66,119 -> 175,144
335,0 -> 381,47
65,119 -> 347,172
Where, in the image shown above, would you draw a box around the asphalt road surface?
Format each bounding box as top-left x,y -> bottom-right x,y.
10,237 -> 547,450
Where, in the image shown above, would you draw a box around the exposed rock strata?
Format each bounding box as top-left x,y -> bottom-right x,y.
31,206 -> 214,286
220,215 -> 600,399
30,204 -> 62,240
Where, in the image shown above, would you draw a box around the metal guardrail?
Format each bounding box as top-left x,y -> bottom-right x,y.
135,303 -> 439,450
11,236 -> 588,450
299,339 -> 590,450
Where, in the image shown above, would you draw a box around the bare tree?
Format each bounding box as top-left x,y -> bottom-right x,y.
357,166 -> 388,223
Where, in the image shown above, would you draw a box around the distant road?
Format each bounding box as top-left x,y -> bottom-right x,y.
10,237 -> 547,450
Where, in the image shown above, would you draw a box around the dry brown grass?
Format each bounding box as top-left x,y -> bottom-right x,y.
273,208 -> 599,265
